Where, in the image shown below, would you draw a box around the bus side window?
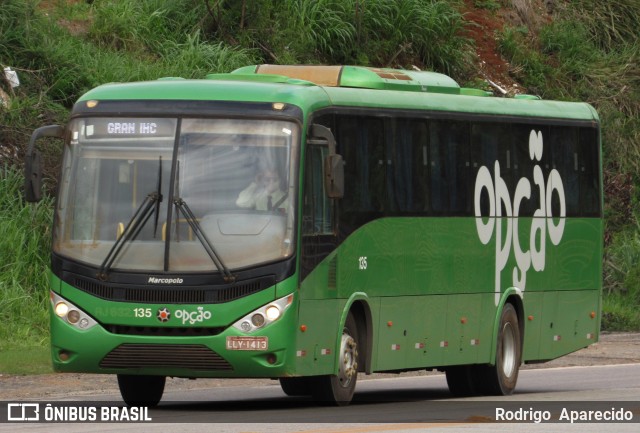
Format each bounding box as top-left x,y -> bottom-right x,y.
301,138 -> 337,280
430,120 -> 470,215
303,144 -> 334,235
579,127 -> 601,216
392,118 -> 428,213
336,115 -> 385,228
549,126 -> 579,216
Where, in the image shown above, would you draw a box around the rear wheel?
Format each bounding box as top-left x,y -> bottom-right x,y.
312,313 -> 359,406
117,374 -> 166,407
475,303 -> 521,395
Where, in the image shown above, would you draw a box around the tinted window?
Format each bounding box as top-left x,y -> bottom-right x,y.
430,120 -> 471,215
310,111 -> 600,222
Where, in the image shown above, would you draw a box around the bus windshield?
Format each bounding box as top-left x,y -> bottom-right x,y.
53,117 -> 299,273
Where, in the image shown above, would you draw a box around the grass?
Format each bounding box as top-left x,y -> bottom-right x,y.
602,294 -> 640,331
0,347 -> 52,375
0,167 -> 53,349
1,0 -> 257,109
0,167 -> 53,374
604,219 -> 640,298
567,0 -> 640,52
2,0 -> 474,103
602,219 -> 640,332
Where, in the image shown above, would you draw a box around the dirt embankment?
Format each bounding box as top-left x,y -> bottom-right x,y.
1,333 -> 638,400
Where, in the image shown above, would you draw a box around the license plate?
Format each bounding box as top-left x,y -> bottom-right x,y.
226,336 -> 268,351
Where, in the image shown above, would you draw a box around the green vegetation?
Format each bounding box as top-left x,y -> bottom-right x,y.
0,346 -> 51,374
0,167 -> 52,348
1,0 -> 639,372
497,0 -> 640,331
0,168 -> 55,373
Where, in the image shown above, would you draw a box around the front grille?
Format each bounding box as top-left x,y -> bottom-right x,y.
77,278 -> 114,299
106,325 -> 224,337
123,288 -> 206,303
100,343 -> 233,371
72,275 -> 271,304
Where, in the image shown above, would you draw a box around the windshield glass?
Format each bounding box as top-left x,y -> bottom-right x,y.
54,117 -> 298,273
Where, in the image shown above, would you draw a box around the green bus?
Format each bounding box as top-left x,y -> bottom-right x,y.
25,65 -> 602,406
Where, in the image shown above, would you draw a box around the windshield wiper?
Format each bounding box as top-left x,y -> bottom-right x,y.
97,156 -> 163,281
173,197 -> 235,283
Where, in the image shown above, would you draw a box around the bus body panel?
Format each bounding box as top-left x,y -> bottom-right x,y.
373,293 -> 494,371
295,298 -> 343,376
297,216 -> 601,372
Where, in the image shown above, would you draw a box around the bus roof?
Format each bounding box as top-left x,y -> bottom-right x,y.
75,65 -> 599,123
233,64 -> 462,93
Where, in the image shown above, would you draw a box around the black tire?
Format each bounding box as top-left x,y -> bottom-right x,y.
474,303 -> 522,395
311,313 -> 359,406
117,374 -> 166,407
445,365 -> 477,397
279,377 -> 314,396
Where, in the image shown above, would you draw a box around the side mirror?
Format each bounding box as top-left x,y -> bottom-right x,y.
308,124 -> 344,199
324,153 -> 344,199
24,149 -> 43,202
24,125 -> 64,202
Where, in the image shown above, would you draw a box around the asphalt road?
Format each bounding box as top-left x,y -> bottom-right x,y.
1,333 -> 639,432
2,363 -> 640,432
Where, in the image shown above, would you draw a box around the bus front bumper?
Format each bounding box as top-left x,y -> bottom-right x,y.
50,305 -> 296,378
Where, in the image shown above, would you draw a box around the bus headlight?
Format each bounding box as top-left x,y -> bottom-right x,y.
50,292 -> 98,331
265,305 -> 281,321
54,302 -> 69,317
232,294 -> 293,334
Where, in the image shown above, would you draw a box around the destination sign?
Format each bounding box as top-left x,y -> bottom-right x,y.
83,118 -> 177,139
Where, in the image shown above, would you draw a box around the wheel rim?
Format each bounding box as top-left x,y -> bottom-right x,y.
338,330 -> 358,388
501,322 -> 516,378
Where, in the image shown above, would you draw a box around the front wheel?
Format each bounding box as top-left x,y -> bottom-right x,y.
117,374 -> 166,407
445,365 -> 476,397
279,377 -> 314,396
475,303 -> 522,395
312,313 -> 359,405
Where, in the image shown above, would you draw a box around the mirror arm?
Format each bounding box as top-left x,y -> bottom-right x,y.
310,124 -> 337,155
26,125 -> 65,157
